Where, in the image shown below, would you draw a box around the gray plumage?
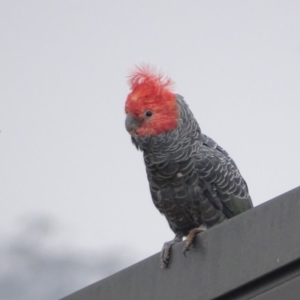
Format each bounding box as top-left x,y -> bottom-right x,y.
130,94 -> 252,238
126,92 -> 253,268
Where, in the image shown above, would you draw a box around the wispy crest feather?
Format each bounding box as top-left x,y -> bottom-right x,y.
128,64 -> 174,95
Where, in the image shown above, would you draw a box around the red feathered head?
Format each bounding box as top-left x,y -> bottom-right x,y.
125,65 -> 178,136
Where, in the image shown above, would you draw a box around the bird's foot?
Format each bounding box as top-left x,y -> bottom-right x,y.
183,224 -> 207,257
160,236 -> 182,268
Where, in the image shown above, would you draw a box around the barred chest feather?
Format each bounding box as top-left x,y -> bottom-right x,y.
138,114 -> 208,234
131,96 -> 226,235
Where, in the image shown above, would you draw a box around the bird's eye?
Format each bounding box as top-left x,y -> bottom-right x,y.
145,110 -> 153,117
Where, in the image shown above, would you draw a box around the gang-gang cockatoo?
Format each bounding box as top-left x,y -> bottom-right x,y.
125,66 -> 253,268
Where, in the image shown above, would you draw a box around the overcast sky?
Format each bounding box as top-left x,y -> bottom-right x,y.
1,0 -> 300,273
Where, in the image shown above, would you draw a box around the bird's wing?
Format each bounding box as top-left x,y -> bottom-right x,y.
197,134 -> 253,218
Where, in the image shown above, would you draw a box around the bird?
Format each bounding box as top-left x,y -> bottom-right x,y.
124,65 -> 253,268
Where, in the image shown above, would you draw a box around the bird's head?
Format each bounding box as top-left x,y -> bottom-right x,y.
125,65 -> 179,138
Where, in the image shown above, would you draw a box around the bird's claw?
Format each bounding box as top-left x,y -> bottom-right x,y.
182,245 -> 189,257
160,241 -> 173,268
182,225 -> 207,257
160,236 -> 183,268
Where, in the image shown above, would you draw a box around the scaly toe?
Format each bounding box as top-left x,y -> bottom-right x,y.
182,227 -> 206,256
160,243 -> 172,268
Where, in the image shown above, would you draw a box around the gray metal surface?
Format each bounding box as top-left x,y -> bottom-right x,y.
253,274 -> 300,300
60,186 -> 300,300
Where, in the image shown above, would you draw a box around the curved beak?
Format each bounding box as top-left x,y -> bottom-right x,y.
125,114 -> 141,136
